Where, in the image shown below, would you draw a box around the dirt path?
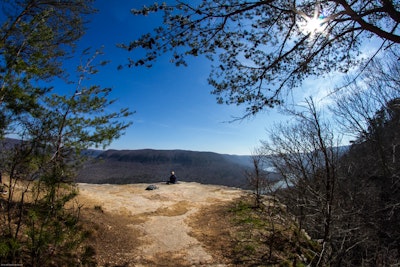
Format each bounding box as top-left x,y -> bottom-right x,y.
77,182 -> 245,266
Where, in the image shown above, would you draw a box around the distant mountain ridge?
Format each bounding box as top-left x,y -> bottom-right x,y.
77,149 -> 253,188
2,138 -> 348,189
0,138 -> 252,187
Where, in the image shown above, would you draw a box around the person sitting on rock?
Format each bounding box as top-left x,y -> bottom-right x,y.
167,171 -> 177,184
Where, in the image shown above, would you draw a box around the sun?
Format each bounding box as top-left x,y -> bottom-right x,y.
303,16 -> 325,33
297,4 -> 329,36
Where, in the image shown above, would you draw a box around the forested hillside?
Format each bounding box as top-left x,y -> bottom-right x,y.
77,149 -> 253,188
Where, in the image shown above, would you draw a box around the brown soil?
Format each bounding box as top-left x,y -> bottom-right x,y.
77,182 -> 246,267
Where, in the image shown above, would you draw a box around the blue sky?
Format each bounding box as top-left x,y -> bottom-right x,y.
62,0 -> 345,155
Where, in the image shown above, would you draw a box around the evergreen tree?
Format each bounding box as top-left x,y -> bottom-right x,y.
0,0 -> 95,131
0,1 -> 133,265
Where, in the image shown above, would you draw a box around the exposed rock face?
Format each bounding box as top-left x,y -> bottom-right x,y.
78,182 -> 245,266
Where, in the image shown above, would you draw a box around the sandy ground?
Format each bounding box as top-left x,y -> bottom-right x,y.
77,182 -> 246,266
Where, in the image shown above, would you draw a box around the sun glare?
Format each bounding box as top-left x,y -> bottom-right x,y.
304,16 -> 324,33
297,4 -> 329,36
